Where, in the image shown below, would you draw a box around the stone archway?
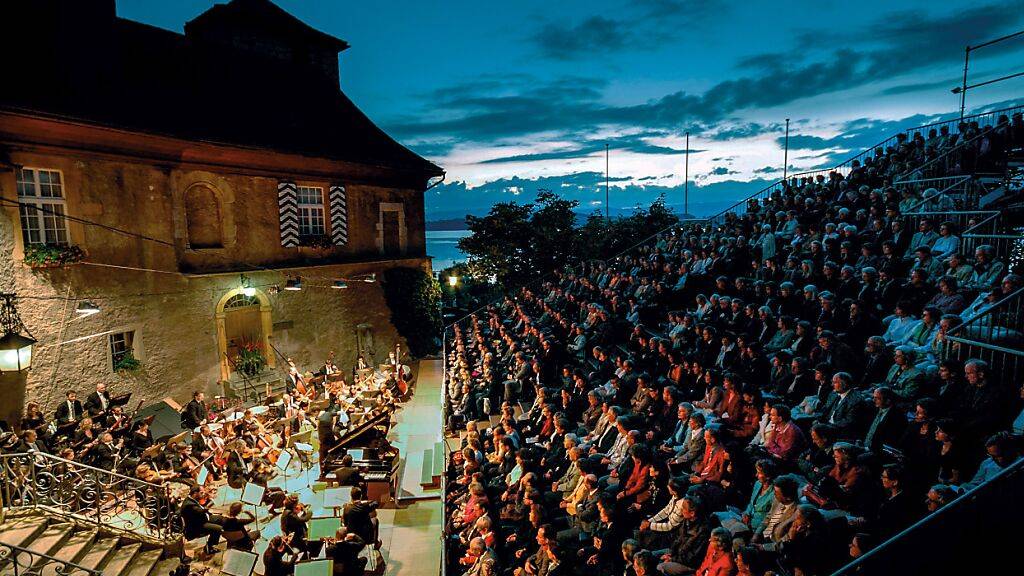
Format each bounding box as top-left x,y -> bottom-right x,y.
215,288 -> 275,381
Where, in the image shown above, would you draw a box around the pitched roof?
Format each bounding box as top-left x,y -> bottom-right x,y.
0,0 -> 441,177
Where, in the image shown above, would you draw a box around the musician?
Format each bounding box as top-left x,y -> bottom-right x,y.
285,359 -> 305,396
323,351 -> 339,376
106,406 -> 128,433
84,383 -> 112,416
342,486 -> 381,549
325,527 -> 368,576
280,495 -> 311,555
223,501 -> 258,551
181,391 -> 209,431
263,535 -> 296,576
90,432 -> 121,471
180,485 -> 225,556
55,390 -> 84,425
317,403 -> 340,464
192,425 -> 224,480
330,453 -> 364,487
130,421 -> 154,456
387,351 -> 399,371
18,429 -> 49,454
21,402 -> 47,435
73,417 -> 97,446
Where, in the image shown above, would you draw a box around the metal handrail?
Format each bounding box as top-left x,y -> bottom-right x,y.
0,540 -> 102,576
895,118 -> 1009,183
948,286 -> 1024,334
830,455 -> 1024,575
901,175 -> 972,212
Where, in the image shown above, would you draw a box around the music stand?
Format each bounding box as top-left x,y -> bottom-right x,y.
222,549 -> 259,576
240,482 -> 266,531
295,559 -> 332,576
166,431 -> 189,447
293,442 -> 315,487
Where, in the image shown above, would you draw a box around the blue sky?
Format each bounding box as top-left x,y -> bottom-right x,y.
119,0 -> 1024,220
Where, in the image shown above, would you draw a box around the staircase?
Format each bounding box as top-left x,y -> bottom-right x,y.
225,369 -> 285,400
0,513 -> 179,576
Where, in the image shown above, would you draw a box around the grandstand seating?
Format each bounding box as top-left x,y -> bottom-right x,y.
441,106 -> 1024,576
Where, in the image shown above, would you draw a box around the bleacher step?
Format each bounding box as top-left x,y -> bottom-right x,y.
432,441 -> 445,479
151,559 -> 180,576
52,530 -> 100,567
419,448 -> 435,487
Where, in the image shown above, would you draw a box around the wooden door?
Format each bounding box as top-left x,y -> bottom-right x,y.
382,211 -> 401,256
225,306 -> 261,371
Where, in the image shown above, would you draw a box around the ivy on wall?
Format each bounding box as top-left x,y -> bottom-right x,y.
382,267 -> 442,357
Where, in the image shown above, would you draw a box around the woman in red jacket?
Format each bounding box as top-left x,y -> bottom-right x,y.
691,426 -> 729,486
696,527 -> 737,576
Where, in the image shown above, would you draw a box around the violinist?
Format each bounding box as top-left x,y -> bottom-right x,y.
135,462 -> 175,484
192,425 -> 225,480
280,495 -> 311,556
55,390 -> 84,425
21,402 -> 47,435
223,502 -> 258,551
181,391 -> 209,431
105,405 -> 126,431
180,485 -> 225,557
325,527 -> 368,576
263,535 -> 297,576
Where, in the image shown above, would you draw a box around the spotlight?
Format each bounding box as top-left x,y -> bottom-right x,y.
363,273 -> 376,283
448,275 -> 459,287
284,277 -> 302,291
240,274 -> 256,296
332,280 -> 348,289
75,301 -> 100,316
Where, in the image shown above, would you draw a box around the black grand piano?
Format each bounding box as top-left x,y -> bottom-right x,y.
319,407 -> 400,503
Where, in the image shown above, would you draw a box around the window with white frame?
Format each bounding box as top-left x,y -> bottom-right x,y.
109,330 -> 135,370
16,168 -> 69,246
296,185 -> 326,237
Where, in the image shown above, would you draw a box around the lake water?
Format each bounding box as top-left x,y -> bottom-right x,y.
427,229 -> 470,270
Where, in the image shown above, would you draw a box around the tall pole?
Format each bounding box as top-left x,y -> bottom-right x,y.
684,131 -> 690,217
782,118 -> 790,181
960,45 -> 970,120
605,143 -> 610,220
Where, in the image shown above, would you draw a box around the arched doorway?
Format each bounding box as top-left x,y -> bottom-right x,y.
216,288 -> 275,381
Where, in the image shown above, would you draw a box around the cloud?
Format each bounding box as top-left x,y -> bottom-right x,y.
709,122 -> 782,141
707,166 -> 739,176
531,16 -> 628,60
479,134 -> 705,164
753,166 -> 779,174
881,78 -> 959,96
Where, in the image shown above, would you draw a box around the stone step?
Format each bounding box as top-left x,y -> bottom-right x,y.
75,537 -> 120,575
0,516 -> 49,548
120,549 -> 163,576
49,530 -> 99,568
99,542 -> 141,576
150,558 -> 180,576
432,441 -> 445,478
0,523 -> 74,576
418,448 -> 434,487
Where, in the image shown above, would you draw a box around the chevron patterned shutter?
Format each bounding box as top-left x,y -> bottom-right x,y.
278,181 -> 299,247
329,184 -> 348,246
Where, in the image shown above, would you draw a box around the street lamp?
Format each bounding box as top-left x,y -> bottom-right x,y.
0,294 -> 35,371
448,275 -> 459,287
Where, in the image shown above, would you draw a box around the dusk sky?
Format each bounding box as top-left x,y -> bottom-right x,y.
120,0 -> 1024,220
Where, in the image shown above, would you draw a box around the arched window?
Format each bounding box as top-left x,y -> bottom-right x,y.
185,184 -> 223,248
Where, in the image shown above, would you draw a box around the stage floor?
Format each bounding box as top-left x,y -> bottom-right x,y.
202,359 -> 445,576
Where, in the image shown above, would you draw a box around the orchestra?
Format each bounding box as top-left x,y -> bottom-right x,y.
0,344 -> 412,573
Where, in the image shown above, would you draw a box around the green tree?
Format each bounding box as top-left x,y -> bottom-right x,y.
382,267 -> 442,357
458,201 -> 534,285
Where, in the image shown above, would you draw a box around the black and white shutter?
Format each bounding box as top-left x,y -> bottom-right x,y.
278,181 -> 299,247
329,184 -> 348,246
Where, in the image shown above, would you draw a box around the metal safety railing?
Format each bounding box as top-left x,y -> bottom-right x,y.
0,451 -> 183,542
898,175 -> 973,212
0,540 -> 102,576
943,286 -> 1024,384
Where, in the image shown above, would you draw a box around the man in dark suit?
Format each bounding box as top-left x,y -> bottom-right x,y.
863,387 -> 906,453
329,453 -> 364,487
325,527 -> 367,576
820,372 -> 867,440
180,486 -> 224,556
180,391 -> 208,430
54,390 -> 83,424
342,487 -> 380,548
83,383 -> 112,417
861,337 -> 893,387
89,432 -> 120,470
18,429 -> 49,454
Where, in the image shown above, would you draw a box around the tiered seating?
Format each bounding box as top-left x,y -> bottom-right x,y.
441,108 -> 1024,576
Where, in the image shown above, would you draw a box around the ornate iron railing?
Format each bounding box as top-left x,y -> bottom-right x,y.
0,451 -> 183,542
0,540 -> 101,576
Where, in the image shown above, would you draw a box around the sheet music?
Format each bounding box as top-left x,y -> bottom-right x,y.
222,549 -> 259,576
295,559 -> 333,576
276,449 -> 292,472
240,482 -> 266,506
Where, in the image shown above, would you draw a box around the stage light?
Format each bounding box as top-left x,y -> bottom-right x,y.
75,301 -> 100,317
240,274 -> 256,296
363,273 -> 376,283
332,280 -> 348,289
284,277 -> 302,291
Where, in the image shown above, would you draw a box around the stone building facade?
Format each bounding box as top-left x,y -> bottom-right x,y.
0,0 -> 443,422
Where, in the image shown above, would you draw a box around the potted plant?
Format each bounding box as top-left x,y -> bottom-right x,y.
113,350 -> 142,373
236,338 -> 267,377
299,234 -> 334,251
24,243 -> 86,268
